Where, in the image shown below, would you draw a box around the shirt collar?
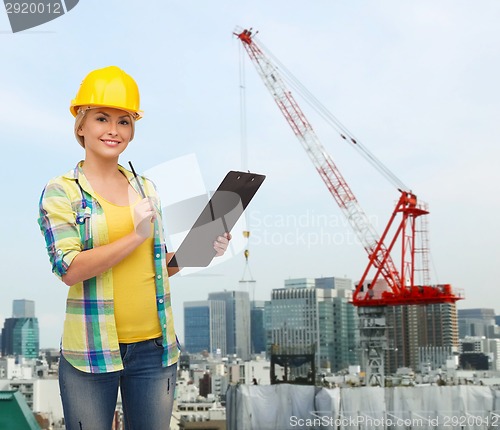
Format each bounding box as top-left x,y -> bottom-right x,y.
62,161 -> 142,197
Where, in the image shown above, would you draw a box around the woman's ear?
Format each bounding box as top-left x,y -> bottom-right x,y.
77,127 -> 84,137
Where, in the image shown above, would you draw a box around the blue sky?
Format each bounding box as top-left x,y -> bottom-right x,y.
1,1 -> 499,348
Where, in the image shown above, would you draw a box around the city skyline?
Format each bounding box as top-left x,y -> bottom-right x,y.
1,299 -> 499,361
1,1 -> 499,349
4,272 -> 500,349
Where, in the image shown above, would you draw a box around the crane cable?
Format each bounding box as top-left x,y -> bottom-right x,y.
238,37 -> 255,286
238,41 -> 248,172
256,37 -> 410,193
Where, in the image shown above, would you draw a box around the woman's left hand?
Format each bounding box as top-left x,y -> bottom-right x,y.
214,232 -> 232,256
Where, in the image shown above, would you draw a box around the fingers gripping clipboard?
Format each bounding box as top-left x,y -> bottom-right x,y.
167,171 -> 266,268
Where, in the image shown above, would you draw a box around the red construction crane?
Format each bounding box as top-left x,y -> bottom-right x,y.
235,28 -> 462,307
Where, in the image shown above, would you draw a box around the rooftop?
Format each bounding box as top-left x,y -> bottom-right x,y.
0,390 -> 41,430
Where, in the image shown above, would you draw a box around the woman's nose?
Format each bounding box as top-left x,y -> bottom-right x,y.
107,123 -> 118,136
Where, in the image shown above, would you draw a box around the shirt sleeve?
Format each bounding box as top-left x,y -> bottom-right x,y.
38,179 -> 83,280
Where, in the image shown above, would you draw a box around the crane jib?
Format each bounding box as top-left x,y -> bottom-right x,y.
235,27 -> 462,307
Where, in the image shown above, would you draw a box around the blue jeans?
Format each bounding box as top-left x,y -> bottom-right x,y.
59,337 -> 177,430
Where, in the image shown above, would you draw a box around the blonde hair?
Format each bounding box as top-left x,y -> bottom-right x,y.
74,106 -> 136,148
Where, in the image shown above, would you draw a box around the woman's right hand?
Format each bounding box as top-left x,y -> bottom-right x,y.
133,198 -> 156,239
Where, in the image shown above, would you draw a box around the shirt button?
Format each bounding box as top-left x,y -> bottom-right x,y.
159,299 -> 164,304
163,324 -> 167,328
157,275 -> 162,279
56,249 -> 63,256
156,253 -> 160,258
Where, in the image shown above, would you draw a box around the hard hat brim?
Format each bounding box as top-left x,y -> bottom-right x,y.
70,104 -> 143,120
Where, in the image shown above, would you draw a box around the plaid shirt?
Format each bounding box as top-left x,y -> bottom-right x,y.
38,161 -> 180,373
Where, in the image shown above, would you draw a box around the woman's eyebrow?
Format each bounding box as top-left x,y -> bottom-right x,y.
94,111 -> 129,119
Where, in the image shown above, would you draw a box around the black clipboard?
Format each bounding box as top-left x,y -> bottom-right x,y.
167,170 -> 266,268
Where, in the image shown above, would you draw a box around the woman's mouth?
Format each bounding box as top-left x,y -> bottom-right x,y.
101,139 -> 120,147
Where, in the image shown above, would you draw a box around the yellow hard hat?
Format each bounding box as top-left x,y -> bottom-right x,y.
70,66 -> 143,120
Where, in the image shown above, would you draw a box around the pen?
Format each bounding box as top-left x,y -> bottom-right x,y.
129,161 -> 169,256
128,161 -> 146,199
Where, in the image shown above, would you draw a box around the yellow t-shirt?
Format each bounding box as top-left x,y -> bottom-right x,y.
96,193 -> 162,343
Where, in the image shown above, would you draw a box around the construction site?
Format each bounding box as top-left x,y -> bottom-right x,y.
221,27 -> 498,430
235,26 -> 463,385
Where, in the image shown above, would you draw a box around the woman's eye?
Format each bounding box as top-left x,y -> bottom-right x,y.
96,116 -> 107,122
119,120 -> 130,125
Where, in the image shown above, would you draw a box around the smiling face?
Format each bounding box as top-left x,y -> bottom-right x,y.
77,107 -> 134,160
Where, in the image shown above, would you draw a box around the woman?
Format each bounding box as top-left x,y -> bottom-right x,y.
38,66 -> 230,429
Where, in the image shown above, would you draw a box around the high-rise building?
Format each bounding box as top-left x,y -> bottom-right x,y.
1,300 -> 39,359
458,308 -> 496,320
457,336 -> 500,371
250,301 -> 266,355
184,300 -> 226,355
315,277 -> 352,291
385,303 -> 459,373
208,291 -> 251,360
12,300 -> 35,318
266,277 -> 359,373
1,319 -> 17,357
488,339 -> 500,371
13,318 -> 39,358
458,308 -> 498,339
331,288 -> 359,369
